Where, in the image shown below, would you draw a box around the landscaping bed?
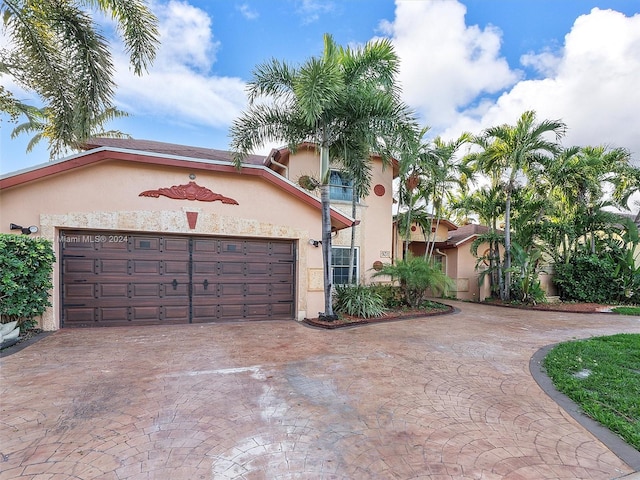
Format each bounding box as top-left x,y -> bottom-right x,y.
483,299 -> 617,313
304,302 -> 454,329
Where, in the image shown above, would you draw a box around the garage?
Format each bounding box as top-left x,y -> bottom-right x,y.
61,230 -> 296,327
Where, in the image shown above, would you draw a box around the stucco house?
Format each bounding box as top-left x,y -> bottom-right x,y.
0,138 -> 396,330
396,219 -> 556,301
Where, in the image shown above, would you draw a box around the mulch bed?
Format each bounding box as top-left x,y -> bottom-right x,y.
304,303 -> 455,329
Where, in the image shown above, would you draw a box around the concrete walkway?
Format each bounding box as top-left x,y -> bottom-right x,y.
1,301 -> 639,479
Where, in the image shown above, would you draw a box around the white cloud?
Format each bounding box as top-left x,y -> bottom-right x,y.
380,0 -> 520,130
437,8 -> 640,164
295,0 -> 335,24
111,0 -> 247,128
237,3 -> 259,20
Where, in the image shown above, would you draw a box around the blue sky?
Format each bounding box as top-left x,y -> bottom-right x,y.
1,0 -> 639,175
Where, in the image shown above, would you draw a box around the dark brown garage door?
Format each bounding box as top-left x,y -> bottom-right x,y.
61,231 -> 295,327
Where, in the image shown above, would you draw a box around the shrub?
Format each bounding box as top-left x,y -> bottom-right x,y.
372,255 -> 455,308
0,234 -> 55,328
554,254 -> 619,303
333,284 -> 386,319
367,283 -> 405,308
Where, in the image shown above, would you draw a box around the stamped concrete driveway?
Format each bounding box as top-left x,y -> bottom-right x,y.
1,301 -> 639,480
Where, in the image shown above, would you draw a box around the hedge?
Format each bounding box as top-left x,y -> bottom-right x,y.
0,233 -> 55,326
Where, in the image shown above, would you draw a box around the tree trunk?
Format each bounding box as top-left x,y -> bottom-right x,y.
503,191 -> 512,301
319,144 -> 335,318
348,194 -> 357,284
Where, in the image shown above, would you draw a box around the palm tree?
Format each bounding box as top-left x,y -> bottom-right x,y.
468,111 -> 565,300
1,0 -> 159,157
10,106 -> 131,153
230,33 -> 413,318
424,133 -> 471,259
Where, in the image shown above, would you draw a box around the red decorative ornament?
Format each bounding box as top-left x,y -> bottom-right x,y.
139,181 -> 239,204
374,184 -> 386,196
186,211 -> 198,229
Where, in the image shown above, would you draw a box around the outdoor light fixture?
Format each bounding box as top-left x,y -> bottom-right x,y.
9,223 -> 39,235
308,239 -> 321,247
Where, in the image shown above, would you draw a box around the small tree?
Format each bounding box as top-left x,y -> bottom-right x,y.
372,255 -> 454,308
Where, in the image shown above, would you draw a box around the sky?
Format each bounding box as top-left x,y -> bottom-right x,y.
1,0 -> 640,176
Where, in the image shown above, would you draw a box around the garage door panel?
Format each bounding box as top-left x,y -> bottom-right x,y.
130,259 -> 163,275
63,307 -> 95,326
192,238 -> 219,254
96,239 -> 129,253
164,237 -> 190,253
271,242 -> 295,256
130,283 -> 161,298
192,261 -> 218,274
162,306 -> 190,322
272,262 -> 294,276
164,260 -> 189,275
99,259 -> 129,275
132,236 -> 161,252
271,303 -> 294,317
64,283 -> 95,300
62,231 -> 295,327
99,283 -> 129,298
64,258 -> 95,275
162,281 -> 190,298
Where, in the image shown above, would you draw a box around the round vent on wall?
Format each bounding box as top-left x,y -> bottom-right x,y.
374,184 -> 386,196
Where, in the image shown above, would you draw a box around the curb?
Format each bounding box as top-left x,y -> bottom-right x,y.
530,344 -> 640,474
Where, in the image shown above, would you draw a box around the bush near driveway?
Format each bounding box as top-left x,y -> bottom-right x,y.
0,234 -> 54,328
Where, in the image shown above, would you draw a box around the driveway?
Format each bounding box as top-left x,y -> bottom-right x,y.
1,301 -> 639,479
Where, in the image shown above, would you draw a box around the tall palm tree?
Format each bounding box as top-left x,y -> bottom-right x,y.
468,111 -> 566,300
230,33 -> 414,318
424,133 -> 471,259
1,0 -> 159,157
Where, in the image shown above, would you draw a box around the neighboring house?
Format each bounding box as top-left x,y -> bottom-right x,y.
394,220 -> 556,301
0,138 -> 396,330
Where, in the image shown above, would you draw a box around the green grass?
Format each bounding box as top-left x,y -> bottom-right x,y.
543,334 -> 640,451
612,306 -> 640,316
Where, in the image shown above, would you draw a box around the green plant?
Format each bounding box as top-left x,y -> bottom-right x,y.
553,254 -> 619,303
333,284 -> 386,319
508,243 -> 547,304
372,255 -> 455,308
611,306 -> 640,316
0,234 -> 55,326
367,283 -> 406,308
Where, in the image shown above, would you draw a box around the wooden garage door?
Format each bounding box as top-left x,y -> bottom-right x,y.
61,231 -> 295,327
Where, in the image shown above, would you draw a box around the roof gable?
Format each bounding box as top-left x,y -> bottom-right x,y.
1,140 -> 356,231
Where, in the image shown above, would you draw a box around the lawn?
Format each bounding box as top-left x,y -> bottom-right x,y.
543,334 -> 640,451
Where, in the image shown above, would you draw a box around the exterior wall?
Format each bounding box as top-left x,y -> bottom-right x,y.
285,150 -> 395,285
408,222 -> 449,243
0,160 -> 331,329
441,242 -> 485,301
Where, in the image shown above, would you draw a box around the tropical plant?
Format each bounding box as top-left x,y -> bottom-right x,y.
230,33 -> 414,318
333,284 -> 386,318
508,242 -> 546,304
372,255 -> 454,307
465,110 -> 566,300
1,0 -> 159,157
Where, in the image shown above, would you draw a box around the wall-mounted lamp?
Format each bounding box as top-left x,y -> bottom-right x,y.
10,223 -> 39,235
308,239 -> 321,247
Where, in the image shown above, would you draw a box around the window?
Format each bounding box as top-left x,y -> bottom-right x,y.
332,247 -> 359,285
329,170 -> 354,202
